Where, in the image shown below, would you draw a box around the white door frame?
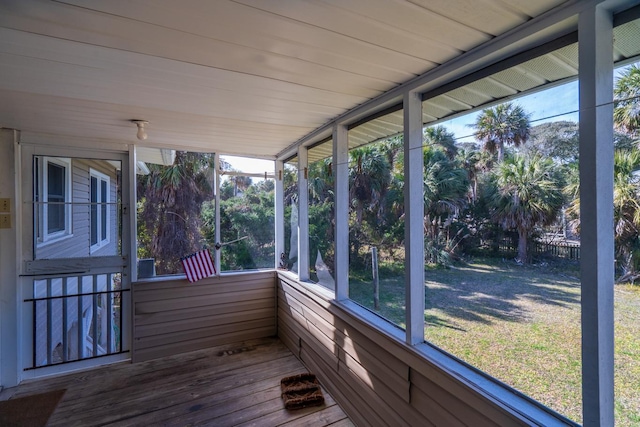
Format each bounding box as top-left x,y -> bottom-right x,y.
19,143 -> 131,380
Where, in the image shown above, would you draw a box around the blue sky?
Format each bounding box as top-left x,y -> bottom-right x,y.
442,62 -> 636,143
440,81 -> 579,143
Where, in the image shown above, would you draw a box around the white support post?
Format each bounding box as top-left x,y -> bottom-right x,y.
128,145 -> 137,282
274,159 -> 285,269
579,5 -> 614,427
298,147 -> 310,281
0,129 -> 20,387
333,124 -> 349,301
214,154 -> 221,274
404,91 -> 425,345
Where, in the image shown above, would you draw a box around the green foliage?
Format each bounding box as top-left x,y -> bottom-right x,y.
219,180 -> 275,270
137,151 -> 215,275
614,65 -> 640,137
424,126 -> 458,159
524,121 -> 579,165
474,102 -> 532,162
485,154 -> 564,263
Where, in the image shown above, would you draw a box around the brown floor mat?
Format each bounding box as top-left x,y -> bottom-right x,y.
280,373 -> 325,410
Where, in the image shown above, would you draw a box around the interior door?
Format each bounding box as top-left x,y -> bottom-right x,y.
20,144 -> 131,378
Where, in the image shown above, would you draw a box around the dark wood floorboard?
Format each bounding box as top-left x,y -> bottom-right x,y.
0,337 -> 353,427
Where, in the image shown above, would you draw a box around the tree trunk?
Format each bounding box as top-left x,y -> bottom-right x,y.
517,228 -> 528,264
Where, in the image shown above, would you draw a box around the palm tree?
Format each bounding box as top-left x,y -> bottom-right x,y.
488,154 -> 563,263
614,65 -> 640,137
456,148 -> 482,203
566,148 -> 640,280
423,146 -> 469,232
349,145 -> 391,224
612,149 -> 640,278
424,126 -> 458,160
422,146 -> 469,264
474,102 -> 532,162
137,151 -> 215,274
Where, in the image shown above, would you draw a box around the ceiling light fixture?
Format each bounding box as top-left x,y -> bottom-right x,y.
131,120 -> 149,140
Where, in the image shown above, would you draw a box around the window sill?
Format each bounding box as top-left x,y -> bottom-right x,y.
36,232 -> 74,249
134,268 -> 277,283
90,240 -> 110,254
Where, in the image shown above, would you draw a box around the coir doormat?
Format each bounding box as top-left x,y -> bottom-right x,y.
280,373 -> 324,410
0,389 -> 66,427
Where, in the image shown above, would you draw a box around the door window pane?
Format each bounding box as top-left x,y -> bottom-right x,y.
47,162 -> 66,233
34,157 -> 121,259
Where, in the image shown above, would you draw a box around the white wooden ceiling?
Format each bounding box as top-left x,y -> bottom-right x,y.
0,0 -> 594,158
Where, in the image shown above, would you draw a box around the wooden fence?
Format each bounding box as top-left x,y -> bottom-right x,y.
496,239 -> 580,261
533,242 -> 580,260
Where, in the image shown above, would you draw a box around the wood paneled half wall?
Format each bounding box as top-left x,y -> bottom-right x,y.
132,271 -> 276,362
277,273 -> 541,427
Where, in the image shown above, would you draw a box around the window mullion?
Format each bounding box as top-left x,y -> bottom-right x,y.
275,160 -> 285,269
297,147 -> 309,281
333,124 -> 349,301
404,90 -> 425,346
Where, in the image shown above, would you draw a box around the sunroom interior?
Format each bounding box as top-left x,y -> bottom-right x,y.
1,1 -> 639,426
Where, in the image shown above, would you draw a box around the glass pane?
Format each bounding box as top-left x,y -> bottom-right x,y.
136,151 -> 215,276
283,159 -> 298,274
308,140 -> 335,291
34,157 -> 122,260
90,176 -> 98,246
219,155 -> 275,271
348,110 -> 406,327
101,179 -> 107,240
47,162 -> 66,233
422,67 -> 583,421
613,59 -> 640,426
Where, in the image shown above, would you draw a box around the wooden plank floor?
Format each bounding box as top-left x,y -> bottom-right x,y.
0,337 -> 353,427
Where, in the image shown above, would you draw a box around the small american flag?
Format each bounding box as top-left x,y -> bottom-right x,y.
181,248 -> 216,282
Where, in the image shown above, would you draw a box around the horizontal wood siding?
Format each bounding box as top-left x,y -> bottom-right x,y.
277,273 -> 531,427
132,271 -> 276,362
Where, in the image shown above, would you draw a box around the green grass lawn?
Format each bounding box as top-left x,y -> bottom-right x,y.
350,257 -> 640,426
